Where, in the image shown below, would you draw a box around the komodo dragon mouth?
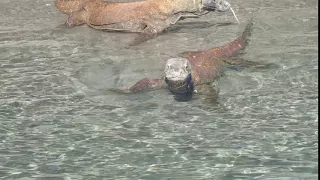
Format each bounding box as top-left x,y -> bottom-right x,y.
164,58 -> 194,94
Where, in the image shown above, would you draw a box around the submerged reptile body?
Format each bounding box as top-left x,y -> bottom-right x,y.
114,21 -> 254,93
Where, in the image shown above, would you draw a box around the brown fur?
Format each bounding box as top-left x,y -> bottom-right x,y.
55,0 -> 203,33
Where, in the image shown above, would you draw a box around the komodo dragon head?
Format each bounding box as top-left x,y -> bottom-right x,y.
164,58 -> 194,94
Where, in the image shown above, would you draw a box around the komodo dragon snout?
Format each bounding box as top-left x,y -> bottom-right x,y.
164,58 -> 194,94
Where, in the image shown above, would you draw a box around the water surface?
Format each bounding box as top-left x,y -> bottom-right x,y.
0,0 -> 318,179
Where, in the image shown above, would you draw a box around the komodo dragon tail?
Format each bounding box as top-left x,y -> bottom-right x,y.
219,19 -> 277,68
239,19 -> 253,47
209,19 -> 254,58
55,0 -> 91,15
179,19 -> 254,59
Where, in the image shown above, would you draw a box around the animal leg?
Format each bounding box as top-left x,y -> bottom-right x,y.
109,78 -> 165,94
129,15 -> 172,46
88,22 -> 146,33
86,18 -> 149,33
65,8 -> 87,27
142,15 -> 172,35
168,11 -> 209,25
129,12 -> 209,46
222,57 -> 278,69
195,83 -> 219,103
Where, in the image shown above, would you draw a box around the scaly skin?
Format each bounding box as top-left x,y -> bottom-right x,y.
56,0 -> 203,16
112,20 -> 260,94
55,0 -> 207,34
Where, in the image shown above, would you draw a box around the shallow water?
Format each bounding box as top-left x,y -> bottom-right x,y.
0,0 -> 318,179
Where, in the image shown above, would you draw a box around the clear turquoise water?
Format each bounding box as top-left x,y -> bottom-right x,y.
0,0 -> 318,179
